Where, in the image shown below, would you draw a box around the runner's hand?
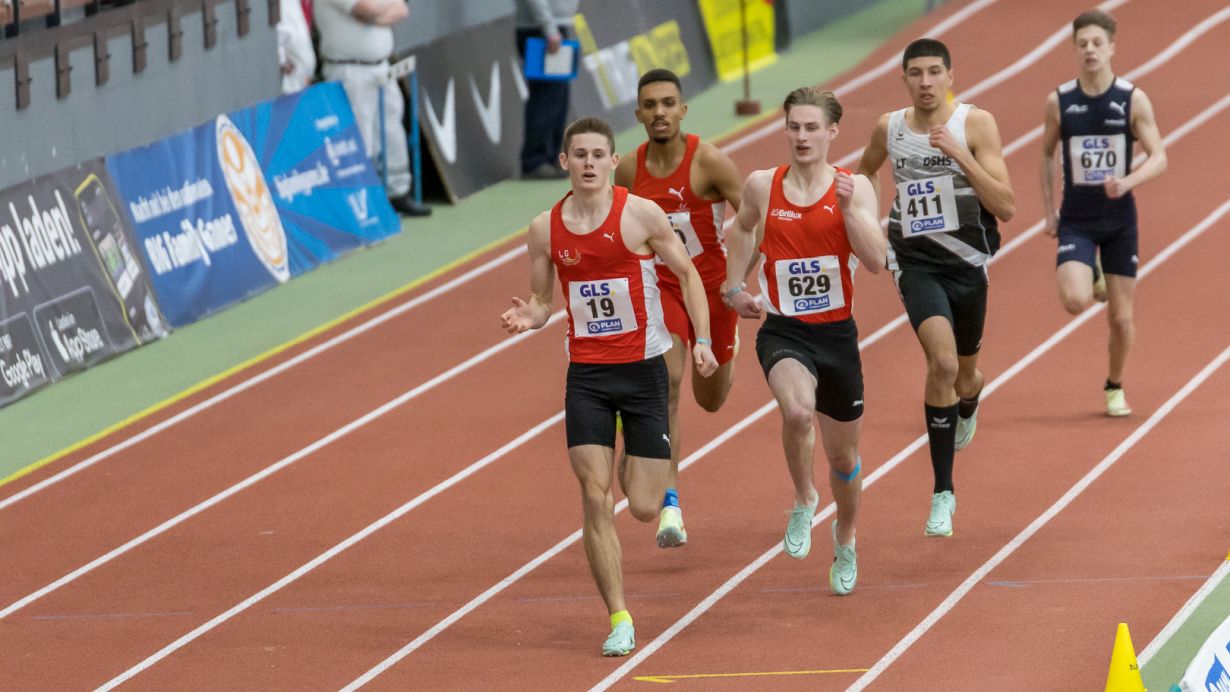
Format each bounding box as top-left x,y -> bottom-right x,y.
1103,175 -> 1130,199
730,290 -> 762,319
835,170 -> 855,207
929,126 -> 962,159
692,343 -> 718,377
1043,209 -> 1060,238
500,297 -> 536,334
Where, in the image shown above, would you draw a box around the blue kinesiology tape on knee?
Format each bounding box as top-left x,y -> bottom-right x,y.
835,457 -> 861,483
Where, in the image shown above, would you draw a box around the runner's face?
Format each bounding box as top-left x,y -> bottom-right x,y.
636,81 -> 687,144
562,133 -> 619,191
1074,26 -> 1115,74
903,56 -> 952,112
784,105 -> 835,164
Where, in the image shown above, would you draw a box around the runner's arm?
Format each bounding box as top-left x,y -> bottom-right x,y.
1039,92 -> 1063,236
500,212 -> 555,333
1110,88 -> 1167,198
638,198 -> 718,375
721,170 -> 769,318
840,173 -> 887,273
938,109 -> 1014,222
856,113 -> 891,212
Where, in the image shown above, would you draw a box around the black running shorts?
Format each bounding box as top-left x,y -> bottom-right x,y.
893,266 -> 988,357
754,314 -> 864,422
564,356 -> 671,459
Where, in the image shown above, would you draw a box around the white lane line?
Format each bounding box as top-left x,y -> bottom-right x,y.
93,412 -> 566,691
0,245 -> 527,510
1139,559 -> 1230,667
0,312 -> 567,621
723,0 -> 1002,154
591,194 -> 1230,692
850,341 -> 1230,690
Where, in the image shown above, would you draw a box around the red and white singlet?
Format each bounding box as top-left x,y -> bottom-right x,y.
632,134 -> 728,289
757,165 -> 858,324
550,186 -> 672,364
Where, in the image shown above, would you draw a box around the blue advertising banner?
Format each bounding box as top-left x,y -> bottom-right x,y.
106,82 -> 399,328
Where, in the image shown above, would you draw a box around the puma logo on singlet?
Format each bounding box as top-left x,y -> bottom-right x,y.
823,204 -> 836,214
602,232 -> 616,242
668,187 -> 685,201
1108,100 -> 1126,116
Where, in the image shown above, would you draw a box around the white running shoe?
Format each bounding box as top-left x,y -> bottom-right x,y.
656,507 -> 687,548
783,501 -> 817,559
925,491 -> 956,537
955,404 -> 978,451
1105,388 -> 1131,417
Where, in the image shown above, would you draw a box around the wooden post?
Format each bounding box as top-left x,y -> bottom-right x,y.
735,0 -> 760,115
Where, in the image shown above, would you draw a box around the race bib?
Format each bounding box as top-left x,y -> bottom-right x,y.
569,278 -> 637,337
774,255 -> 845,316
655,211 -> 704,263
1069,134 -> 1127,186
898,175 -> 959,237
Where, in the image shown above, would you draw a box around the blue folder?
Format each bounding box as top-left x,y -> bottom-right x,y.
523,37 -> 580,81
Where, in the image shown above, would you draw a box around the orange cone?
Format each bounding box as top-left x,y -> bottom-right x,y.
1105,622 -> 1146,692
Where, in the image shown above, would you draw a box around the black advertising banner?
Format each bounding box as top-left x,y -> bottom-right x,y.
407,15 -> 524,201
570,0 -> 717,132
0,160 -> 167,408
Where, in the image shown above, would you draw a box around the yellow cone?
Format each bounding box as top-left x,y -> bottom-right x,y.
1105,622 -> 1146,692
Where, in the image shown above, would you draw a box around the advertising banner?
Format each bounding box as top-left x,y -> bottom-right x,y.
697,0 -> 777,82
571,0 -> 717,132
106,82 -> 399,328
405,15 -> 524,201
0,160 -> 166,408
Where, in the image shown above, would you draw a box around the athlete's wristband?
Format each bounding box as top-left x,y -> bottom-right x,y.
695,337 -> 713,346
722,283 -> 746,303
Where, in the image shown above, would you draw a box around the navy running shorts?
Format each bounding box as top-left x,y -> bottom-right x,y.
1056,206 -> 1139,278
564,355 -> 671,459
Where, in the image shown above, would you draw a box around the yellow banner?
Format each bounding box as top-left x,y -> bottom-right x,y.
697,0 -> 776,82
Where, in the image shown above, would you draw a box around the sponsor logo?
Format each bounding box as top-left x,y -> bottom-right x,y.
469,61 -> 503,145
126,179 -> 215,224
142,213 -> 240,275
324,136 -> 361,167
1065,103 -> 1089,114
587,318 -> 624,334
1104,118 -> 1126,126
273,162 -> 331,202
1108,100 -> 1126,116
770,208 -> 802,221
823,204 -> 836,214
347,189 -> 379,227
896,155 -> 952,169
1082,170 -> 1112,182
1058,243 -> 1077,253
313,114 -> 340,132
931,416 -> 951,429
1080,136 -> 1113,150
1131,254 -> 1138,264
602,232 -> 615,242
557,249 -> 581,266
852,399 -> 864,406
0,190 -> 85,299
575,15 -> 691,110
0,347 -> 45,390
894,129 -> 906,140
215,115 -> 289,283
793,296 -> 831,312
910,217 -> 946,233
661,433 -> 670,442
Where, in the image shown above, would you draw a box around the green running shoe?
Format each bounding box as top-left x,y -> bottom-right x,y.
602,620 -> 635,657
783,500 -> 817,559
925,491 -> 956,537
829,520 -> 857,596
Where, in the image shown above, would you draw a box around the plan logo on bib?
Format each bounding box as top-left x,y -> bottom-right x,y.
215,115 -> 290,283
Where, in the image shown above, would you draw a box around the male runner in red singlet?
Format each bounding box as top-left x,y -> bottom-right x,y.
721,87 -> 885,595
501,117 -> 717,656
614,68 -> 744,549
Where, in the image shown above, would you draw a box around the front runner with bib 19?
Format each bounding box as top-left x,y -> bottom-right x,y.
858,38 -> 1015,538
722,87 -> 886,596
500,117 -> 717,657
1039,9 -> 1167,418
